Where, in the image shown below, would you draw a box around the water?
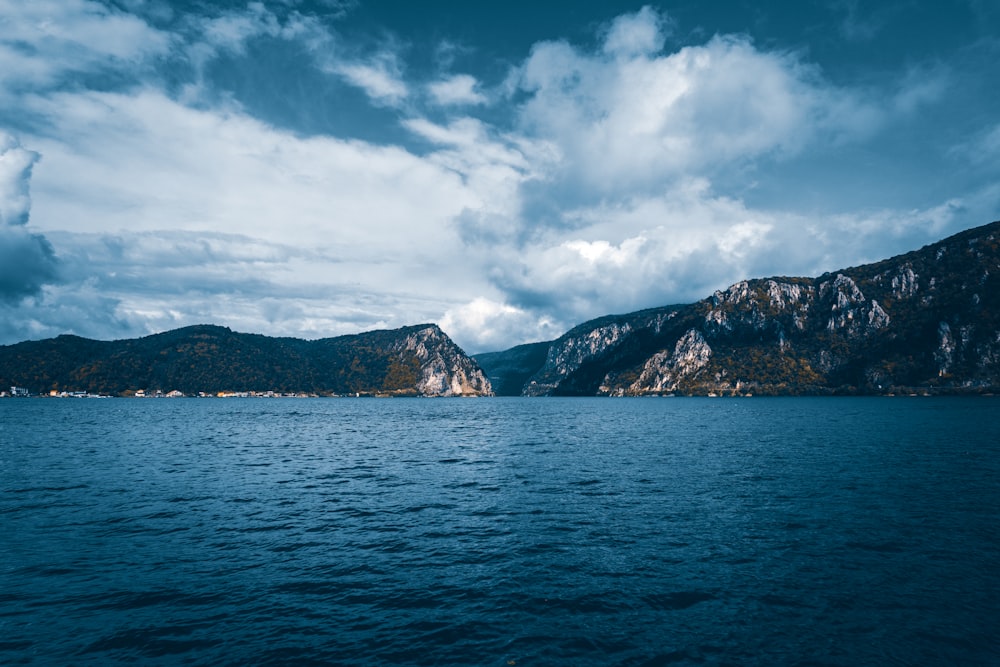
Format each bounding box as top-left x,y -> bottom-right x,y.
2,397 -> 999,665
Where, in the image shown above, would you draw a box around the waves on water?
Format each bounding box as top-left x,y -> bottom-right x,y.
2,397 -> 999,665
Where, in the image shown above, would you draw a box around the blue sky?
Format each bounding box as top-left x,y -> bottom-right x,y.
1,0 -> 998,352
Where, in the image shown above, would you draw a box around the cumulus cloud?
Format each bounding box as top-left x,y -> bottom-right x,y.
602,5 -> 669,58
476,182 -> 783,321
439,298 -> 563,354
401,116 -> 542,215
512,27 -> 875,198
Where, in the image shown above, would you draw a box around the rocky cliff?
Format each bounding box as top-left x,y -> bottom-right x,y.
0,323 -> 492,397
390,325 -> 493,396
476,220 -> 1000,396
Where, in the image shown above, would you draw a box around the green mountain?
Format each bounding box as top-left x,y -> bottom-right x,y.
0,324 -> 492,397
475,220 -> 1000,396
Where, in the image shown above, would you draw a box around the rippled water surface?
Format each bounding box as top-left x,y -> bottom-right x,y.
2,397 -> 999,665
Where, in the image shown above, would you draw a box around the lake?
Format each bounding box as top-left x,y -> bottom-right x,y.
2,397 -> 999,665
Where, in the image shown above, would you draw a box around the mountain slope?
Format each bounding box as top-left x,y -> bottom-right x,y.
0,324 -> 492,397
472,341 -> 550,397
476,220 -> 1000,396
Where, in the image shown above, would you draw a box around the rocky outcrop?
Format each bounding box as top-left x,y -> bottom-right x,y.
817,274 -> 890,335
518,307 -> 678,396
392,325 -> 492,396
477,219 -> 1000,396
704,279 -> 813,340
614,329 -> 711,395
523,321 -> 634,396
934,322 -> 956,376
889,264 -> 919,299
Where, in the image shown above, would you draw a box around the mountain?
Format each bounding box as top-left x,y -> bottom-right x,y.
475,220 -> 1000,396
469,341 -> 550,397
0,324 -> 492,397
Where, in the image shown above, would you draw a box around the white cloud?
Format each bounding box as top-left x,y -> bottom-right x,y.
0,2 -> 992,352
44,229 -> 450,340
198,3 -> 282,53
331,56 -> 409,106
400,117 -> 563,254
190,2 -> 325,56
0,135 -> 40,226
467,175 -> 981,339
25,89 -> 474,250
602,6 -> 668,58
404,116 -> 558,175
8,88 -> 512,343
440,297 -> 562,353
427,74 -> 488,106
482,185 -> 783,318
0,0 -> 172,90
514,29 -> 875,197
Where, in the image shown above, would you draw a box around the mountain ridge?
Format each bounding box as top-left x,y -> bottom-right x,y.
0,323 -> 492,397
475,220 -> 1000,396
5,221 -> 1000,398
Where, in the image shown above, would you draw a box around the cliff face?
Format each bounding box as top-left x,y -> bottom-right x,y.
391,325 -> 492,397
519,307 -> 680,396
0,323 -> 492,397
621,329 -> 712,395
477,220 -> 1000,396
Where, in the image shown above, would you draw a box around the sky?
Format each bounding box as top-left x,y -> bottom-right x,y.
1,0 -> 998,353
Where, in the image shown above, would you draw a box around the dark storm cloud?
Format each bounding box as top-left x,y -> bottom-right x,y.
0,228 -> 59,303
0,135 -> 60,303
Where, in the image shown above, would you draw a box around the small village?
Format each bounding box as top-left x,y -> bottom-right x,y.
2,386 -> 320,398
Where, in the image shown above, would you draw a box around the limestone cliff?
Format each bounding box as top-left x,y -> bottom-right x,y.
391,325 -> 492,396
613,329 -> 711,396
519,307 -> 679,396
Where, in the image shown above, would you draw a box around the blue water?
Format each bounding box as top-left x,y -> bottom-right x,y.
2,397 -> 999,665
